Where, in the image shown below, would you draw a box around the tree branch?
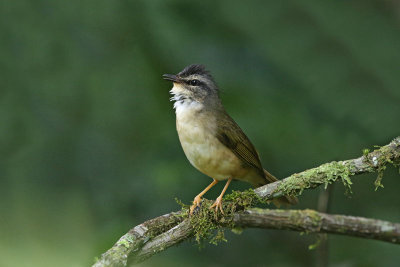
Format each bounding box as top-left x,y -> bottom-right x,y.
93,212 -> 184,267
131,219 -> 192,264
254,137 -> 400,200
233,209 -> 400,244
93,137 -> 400,267
124,208 -> 400,265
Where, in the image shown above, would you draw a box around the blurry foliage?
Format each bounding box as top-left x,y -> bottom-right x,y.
0,0 -> 400,266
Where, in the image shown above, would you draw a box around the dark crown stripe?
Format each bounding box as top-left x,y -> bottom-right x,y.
178,64 -> 209,77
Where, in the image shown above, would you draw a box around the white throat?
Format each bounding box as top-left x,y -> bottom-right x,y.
169,87 -> 204,117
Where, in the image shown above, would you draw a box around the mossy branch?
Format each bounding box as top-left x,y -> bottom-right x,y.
95,208 -> 400,266
93,137 -> 400,267
254,137 -> 400,200
93,212 -> 185,267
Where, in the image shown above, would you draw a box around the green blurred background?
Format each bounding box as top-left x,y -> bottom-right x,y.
1,0 -> 399,266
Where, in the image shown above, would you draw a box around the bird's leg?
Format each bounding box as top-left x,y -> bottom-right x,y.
190,179 -> 218,215
210,178 -> 232,215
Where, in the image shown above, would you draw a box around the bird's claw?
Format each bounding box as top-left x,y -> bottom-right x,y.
190,196 -> 202,215
210,196 -> 224,215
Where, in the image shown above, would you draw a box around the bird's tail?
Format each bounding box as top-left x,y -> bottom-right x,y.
263,169 -> 298,206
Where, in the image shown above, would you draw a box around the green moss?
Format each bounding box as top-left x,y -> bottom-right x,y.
288,209 -> 322,230
283,209 -> 325,250
184,189 -> 262,246
126,235 -> 134,243
374,168 -> 385,191
304,209 -> 322,228
175,137 -> 400,248
175,197 -> 190,209
275,137 -> 400,197
209,229 -> 227,245
276,161 -> 352,197
188,198 -> 216,245
120,239 -> 131,249
145,206 -> 187,238
364,139 -> 400,190
231,227 -> 244,235
224,189 -> 264,208
308,234 -> 328,250
308,238 -> 322,250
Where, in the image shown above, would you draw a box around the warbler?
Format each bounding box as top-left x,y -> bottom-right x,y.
163,64 -> 296,214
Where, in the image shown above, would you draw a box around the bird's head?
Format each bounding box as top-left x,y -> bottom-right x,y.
163,64 -> 219,107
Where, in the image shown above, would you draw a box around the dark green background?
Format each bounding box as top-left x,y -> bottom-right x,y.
1,1 -> 399,266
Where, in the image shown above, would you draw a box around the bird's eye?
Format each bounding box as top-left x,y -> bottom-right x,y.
188,79 -> 200,86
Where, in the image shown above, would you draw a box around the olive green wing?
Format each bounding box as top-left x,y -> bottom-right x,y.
216,112 -> 265,177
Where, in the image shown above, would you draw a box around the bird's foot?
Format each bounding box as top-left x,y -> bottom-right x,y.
189,195 -> 202,215
210,196 -> 224,215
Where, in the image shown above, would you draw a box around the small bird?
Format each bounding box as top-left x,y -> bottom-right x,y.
163,64 -> 296,215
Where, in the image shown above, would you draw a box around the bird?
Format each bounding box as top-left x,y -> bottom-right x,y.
163,64 -> 297,215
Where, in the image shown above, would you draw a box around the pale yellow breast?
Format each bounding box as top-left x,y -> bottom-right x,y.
175,101 -> 243,181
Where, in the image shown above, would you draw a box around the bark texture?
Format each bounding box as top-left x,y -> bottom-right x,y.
234,209 -> 400,244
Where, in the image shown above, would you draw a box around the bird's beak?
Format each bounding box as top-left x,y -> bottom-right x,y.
162,74 -> 181,83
